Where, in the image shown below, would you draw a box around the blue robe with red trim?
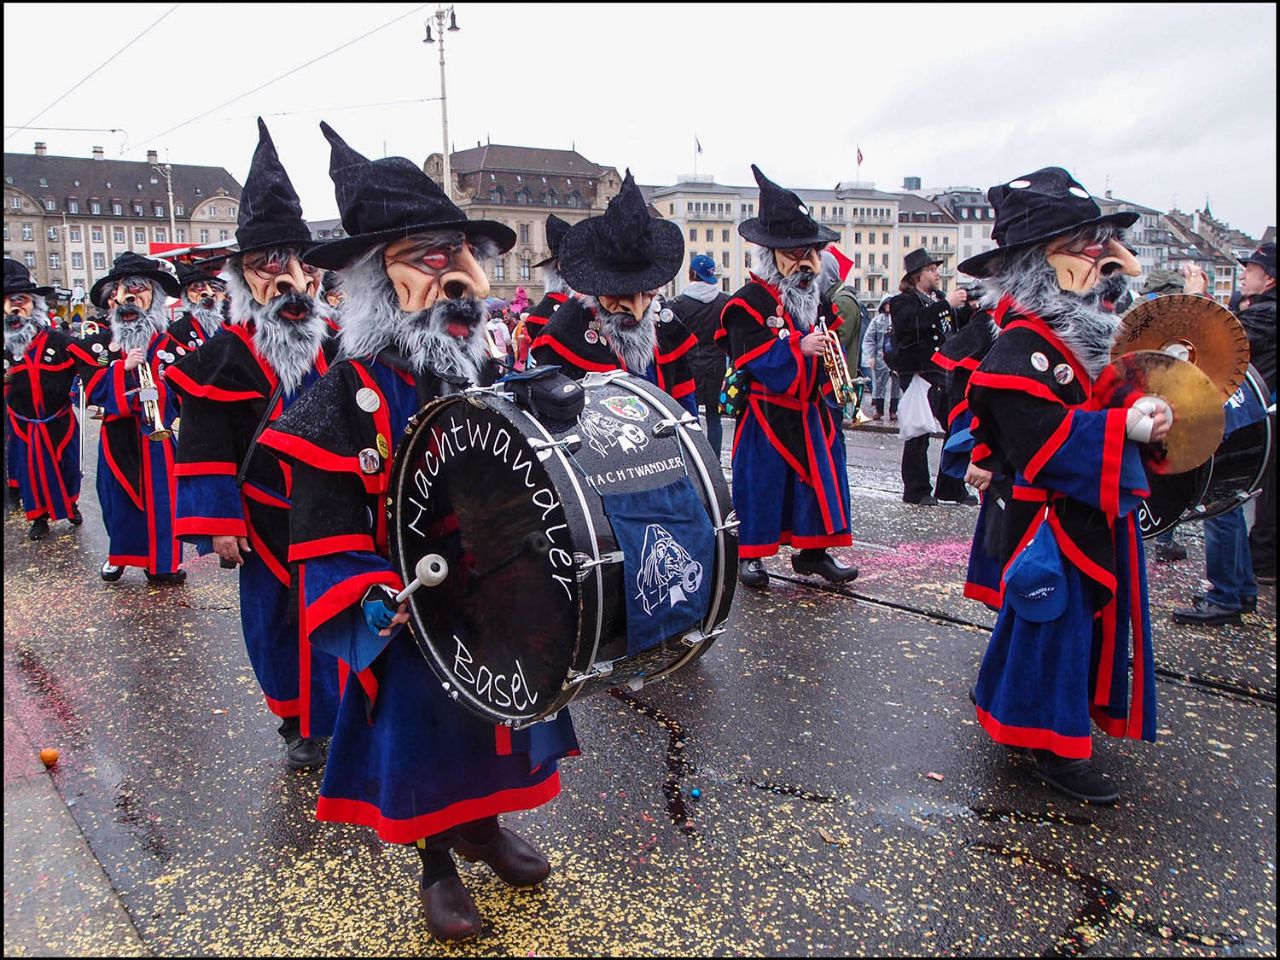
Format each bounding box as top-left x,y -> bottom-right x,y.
715,276 -> 851,558
69,331 -> 183,574
4,328 -> 81,521
165,323 -> 340,737
967,299 -> 1157,758
529,296 -> 698,415
259,353 -> 579,843
168,309 -> 219,353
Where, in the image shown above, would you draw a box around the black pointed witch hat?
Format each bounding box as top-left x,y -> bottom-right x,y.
738,164 -> 838,248
304,121 -> 516,270
234,118 -> 316,258
557,171 -> 684,296
533,213 -> 573,268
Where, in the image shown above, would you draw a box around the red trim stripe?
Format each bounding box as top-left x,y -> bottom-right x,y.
975,706 -> 1091,759
1024,410 -> 1074,484
290,533 -> 376,562
174,460 -> 237,476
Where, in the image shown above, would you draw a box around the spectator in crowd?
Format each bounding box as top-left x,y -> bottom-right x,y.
861,294 -> 900,421
668,254 -> 730,455
821,250 -> 865,422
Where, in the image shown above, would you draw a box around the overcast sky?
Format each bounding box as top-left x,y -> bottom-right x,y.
4,2 -> 1276,238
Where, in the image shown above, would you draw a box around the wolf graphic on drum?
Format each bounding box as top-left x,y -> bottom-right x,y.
388,369 -> 737,728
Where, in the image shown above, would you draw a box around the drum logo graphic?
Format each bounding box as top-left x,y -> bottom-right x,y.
602,395 -> 649,421
579,408 -> 649,458
635,523 -> 704,615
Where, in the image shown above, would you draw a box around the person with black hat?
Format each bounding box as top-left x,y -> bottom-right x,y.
169,260 -> 229,350
320,270 -> 346,329
163,119 -> 342,770
716,164 -> 856,588
523,212 -> 574,346
257,121 -> 579,942
4,258 -> 84,538
957,166 -> 1174,804
529,172 -> 698,411
889,248 -> 974,506
668,254 -> 732,456
67,251 -> 186,583
1237,243 -> 1276,586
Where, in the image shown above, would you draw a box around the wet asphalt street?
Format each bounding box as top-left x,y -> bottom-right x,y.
3,419 -> 1276,956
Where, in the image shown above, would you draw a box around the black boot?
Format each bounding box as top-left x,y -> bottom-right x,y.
452,817 -> 551,887
145,568 -> 188,585
871,397 -> 884,421
416,838 -> 481,941
278,717 -> 326,770
28,517 -> 49,540
738,558 -> 769,589
8,487 -> 21,511
790,548 -> 858,583
1031,750 -> 1119,804
68,504 -> 83,526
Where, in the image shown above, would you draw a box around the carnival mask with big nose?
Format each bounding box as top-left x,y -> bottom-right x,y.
111,276 -> 156,324
383,233 -> 490,336
774,245 -> 824,287
4,292 -> 34,328
186,278 -> 227,311
242,248 -> 321,318
598,291 -> 655,329
1045,234 -> 1140,307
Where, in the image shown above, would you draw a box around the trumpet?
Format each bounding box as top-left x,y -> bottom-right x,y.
135,357 -> 172,442
817,319 -> 859,406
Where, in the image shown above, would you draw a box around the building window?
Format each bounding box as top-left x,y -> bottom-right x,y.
722,229 -> 730,242
882,253 -> 889,268
566,191 -> 582,208
49,252 -> 61,270
721,250 -> 729,268
1,224 -> 6,240
689,227 -> 696,241
199,229 -> 209,243
21,223 -> 33,240
47,226 -> 59,241
744,251 -> 752,268
9,196 -> 22,210
132,203 -> 144,216
544,189 -> 557,206
155,228 -> 166,242
229,205 -> 237,218
44,198 -> 57,211
515,188 -> 530,205
515,223 -> 528,244
93,252 -> 106,270
219,230 -> 229,241
134,228 -> 146,243
176,229 -> 186,242
519,256 -> 531,281
154,204 -> 164,218
705,229 -> 713,242
114,227 -> 126,243
868,232 -> 875,245
722,278 -> 730,292
854,232 -> 862,244
902,235 -> 910,247
493,259 -> 506,281
90,201 -> 101,215
68,200 -> 80,214
488,186 -> 504,203
882,233 -> 889,245
24,252 -> 36,268
112,201 -> 123,215
71,252 -> 84,269
69,227 -> 81,242
669,203 -> 674,215
854,252 -> 861,268
852,277 -> 860,292
881,277 -> 888,292
175,203 -> 184,216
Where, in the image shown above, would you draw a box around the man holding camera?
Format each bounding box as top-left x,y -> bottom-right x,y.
889,248 -> 974,505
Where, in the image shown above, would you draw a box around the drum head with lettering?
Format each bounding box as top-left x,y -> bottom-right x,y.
389,396 -> 580,725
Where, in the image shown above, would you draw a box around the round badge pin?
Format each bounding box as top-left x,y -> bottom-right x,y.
91,343 -> 104,354
584,329 -> 599,345
778,328 -> 791,341
1030,352 -> 1050,372
358,448 -> 381,474
376,434 -> 390,458
1053,362 -> 1075,385
356,387 -> 381,413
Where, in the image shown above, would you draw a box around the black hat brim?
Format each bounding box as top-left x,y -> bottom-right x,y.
738,217 -> 839,249
957,211 -> 1139,278
532,254 -> 558,269
558,217 -> 685,296
303,220 -> 517,270
4,282 -> 55,297
89,270 -> 183,309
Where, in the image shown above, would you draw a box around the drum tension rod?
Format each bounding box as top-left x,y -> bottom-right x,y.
577,551 -> 624,572
564,660 -> 619,687
653,414 -> 701,437
528,435 -> 582,459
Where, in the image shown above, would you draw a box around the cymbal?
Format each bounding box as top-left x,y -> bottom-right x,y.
1114,293 -> 1250,400
1107,351 -> 1223,475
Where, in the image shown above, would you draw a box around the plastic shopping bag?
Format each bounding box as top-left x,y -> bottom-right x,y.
898,375 -> 942,441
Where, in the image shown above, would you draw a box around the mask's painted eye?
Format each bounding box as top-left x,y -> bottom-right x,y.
1081,243 -> 1105,259
421,251 -> 450,270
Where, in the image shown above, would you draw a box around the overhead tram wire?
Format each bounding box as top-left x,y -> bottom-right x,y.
4,4 -> 180,143
127,3 -> 432,154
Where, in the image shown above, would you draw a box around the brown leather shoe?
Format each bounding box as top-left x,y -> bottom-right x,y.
452,828 -> 551,887
419,874 -> 482,941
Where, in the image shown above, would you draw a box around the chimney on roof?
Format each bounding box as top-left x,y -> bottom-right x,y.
92,146 -> 104,161
1104,189 -> 1113,199
147,149 -> 158,164
34,142 -> 47,157
903,176 -> 921,191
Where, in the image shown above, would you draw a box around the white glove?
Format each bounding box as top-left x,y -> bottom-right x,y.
1125,395 -> 1173,443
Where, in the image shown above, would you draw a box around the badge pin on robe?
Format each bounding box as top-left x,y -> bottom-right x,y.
584,329 -> 599,345
1030,352 -> 1050,372
356,387 -> 381,413
358,448 -> 381,474
1053,362 -> 1074,385
376,434 -> 390,458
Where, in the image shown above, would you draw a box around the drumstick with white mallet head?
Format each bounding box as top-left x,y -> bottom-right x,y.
373,553 -> 451,615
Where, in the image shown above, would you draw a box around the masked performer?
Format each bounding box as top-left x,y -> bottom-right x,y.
3,259 -> 83,539
165,120 -> 341,769
169,261 -> 228,350
69,252 -> 185,583
958,167 -> 1168,804
530,172 -> 697,413
717,165 -> 855,589
258,122 -> 579,942
523,213 -> 574,347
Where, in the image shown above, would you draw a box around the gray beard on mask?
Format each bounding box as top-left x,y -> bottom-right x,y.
753,244 -> 821,331
186,298 -> 225,333
4,296 -> 46,358
584,295 -> 659,373
985,232 -> 1132,380
109,300 -> 170,354
246,295 -> 329,395
542,261 -> 571,296
396,297 -> 489,385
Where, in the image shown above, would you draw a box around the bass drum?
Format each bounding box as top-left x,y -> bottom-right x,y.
387,371 -> 737,728
1139,364 -> 1272,539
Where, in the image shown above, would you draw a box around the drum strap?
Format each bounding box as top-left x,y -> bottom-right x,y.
236,381 -> 285,488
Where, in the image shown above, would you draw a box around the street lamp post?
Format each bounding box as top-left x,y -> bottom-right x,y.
424,5 -> 460,200
152,161 -> 177,243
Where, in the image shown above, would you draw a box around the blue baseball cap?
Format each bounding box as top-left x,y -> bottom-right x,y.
1004,522 -> 1067,622
690,254 -> 717,284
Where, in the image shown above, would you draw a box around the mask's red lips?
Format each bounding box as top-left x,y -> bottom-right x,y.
279,304 -> 308,321
446,321 -> 473,338
1101,299 -> 1116,313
